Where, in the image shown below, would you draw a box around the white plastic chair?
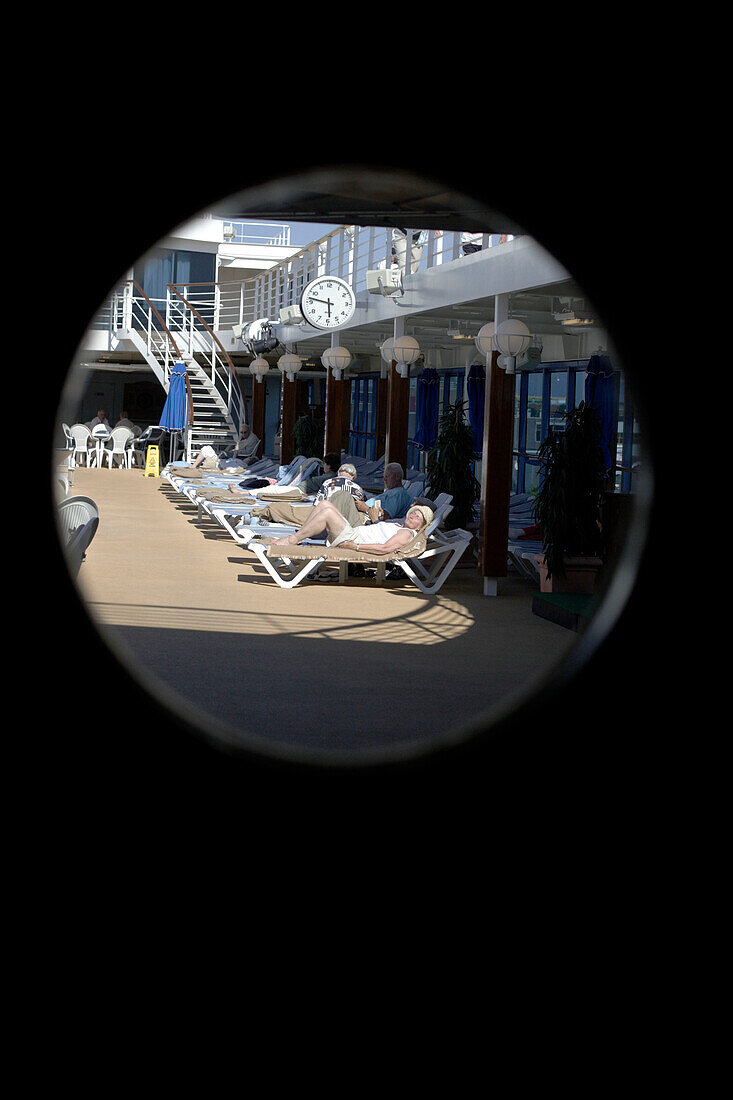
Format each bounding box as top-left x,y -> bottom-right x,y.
69,424 -> 93,466
58,498 -> 99,577
130,427 -> 154,468
65,517 -> 99,576
62,423 -> 74,451
103,427 -> 134,469
90,424 -> 111,467
57,495 -> 99,549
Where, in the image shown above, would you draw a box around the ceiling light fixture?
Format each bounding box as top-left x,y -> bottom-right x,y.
278,352 -> 303,382
447,323 -> 474,340
321,345 -> 352,381
249,356 -> 269,383
494,319 -> 531,374
391,335 -> 421,378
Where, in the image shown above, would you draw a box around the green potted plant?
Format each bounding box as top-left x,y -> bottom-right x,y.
293,406 -> 326,459
532,401 -> 606,593
425,400 -> 481,530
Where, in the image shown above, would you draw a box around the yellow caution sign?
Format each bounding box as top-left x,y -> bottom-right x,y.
143,445 -> 160,478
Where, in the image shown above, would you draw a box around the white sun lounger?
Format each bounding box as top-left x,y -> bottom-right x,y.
202,474 -> 431,542
217,491 -> 454,548
163,456 -> 312,511
185,458 -> 323,522
240,506 -> 470,594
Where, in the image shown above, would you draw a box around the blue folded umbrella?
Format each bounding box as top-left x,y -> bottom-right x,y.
584,354 -> 615,473
159,363 -> 189,432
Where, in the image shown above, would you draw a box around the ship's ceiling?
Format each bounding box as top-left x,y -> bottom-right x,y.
205,167 -> 609,360
207,167 -> 524,237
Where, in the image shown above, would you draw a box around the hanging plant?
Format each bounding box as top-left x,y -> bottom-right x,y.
425,400 -> 480,530
293,407 -> 326,459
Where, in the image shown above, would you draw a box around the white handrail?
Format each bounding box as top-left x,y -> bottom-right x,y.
110,282 -> 246,446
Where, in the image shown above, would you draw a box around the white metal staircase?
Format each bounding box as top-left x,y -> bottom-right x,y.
111,281 -> 246,461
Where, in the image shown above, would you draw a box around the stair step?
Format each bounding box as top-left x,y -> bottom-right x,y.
180,357 -> 239,459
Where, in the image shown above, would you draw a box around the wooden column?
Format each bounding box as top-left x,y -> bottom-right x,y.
295,376 -> 309,421
480,351 -> 516,585
250,378 -> 265,459
385,361 -> 410,471
325,371 -> 344,455
280,376 -> 297,465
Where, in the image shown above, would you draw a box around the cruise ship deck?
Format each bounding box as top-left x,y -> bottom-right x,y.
64,463 -> 581,767
51,165 -> 659,792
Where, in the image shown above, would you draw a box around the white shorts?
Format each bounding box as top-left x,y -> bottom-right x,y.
329,522 -> 359,548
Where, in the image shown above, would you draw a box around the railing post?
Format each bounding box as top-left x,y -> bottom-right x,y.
124,282 -> 133,330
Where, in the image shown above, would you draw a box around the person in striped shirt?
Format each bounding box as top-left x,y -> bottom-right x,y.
312,463 -> 367,507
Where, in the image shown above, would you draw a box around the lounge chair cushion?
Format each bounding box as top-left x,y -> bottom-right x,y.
261,528 -> 429,562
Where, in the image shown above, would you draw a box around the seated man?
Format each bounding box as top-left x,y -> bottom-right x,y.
218,423 -> 260,466
88,409 -> 111,431
114,410 -> 141,437
350,461 -> 413,523
269,500 -> 433,555
191,424 -> 260,470
311,462 -> 366,506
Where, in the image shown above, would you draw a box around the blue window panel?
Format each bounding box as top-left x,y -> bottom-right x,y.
349,374 -> 379,460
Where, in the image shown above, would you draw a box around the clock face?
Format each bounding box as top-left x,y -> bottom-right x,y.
300,276 -> 356,330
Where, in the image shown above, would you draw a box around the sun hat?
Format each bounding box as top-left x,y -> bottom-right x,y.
406,504 -> 433,528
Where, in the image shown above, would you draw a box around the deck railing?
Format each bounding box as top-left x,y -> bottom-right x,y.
247,226 -> 516,323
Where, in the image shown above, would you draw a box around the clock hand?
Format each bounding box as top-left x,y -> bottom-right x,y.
308,296 -> 334,316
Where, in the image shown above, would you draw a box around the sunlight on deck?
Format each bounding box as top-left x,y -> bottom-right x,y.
87,592 -> 475,644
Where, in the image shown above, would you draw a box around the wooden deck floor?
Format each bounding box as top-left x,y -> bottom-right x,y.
57,463 -> 579,767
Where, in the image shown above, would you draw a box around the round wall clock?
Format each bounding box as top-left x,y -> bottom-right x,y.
300,275 -> 356,330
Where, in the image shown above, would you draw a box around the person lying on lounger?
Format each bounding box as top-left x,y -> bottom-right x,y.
269,501 -> 434,554
225,458 -> 362,499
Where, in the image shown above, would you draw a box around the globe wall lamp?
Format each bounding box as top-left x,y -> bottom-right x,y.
379,336 -> 396,363
321,345 -> 352,381
474,319 -> 532,374
278,351 -> 303,382
391,334 -> 421,378
249,356 -> 269,383
474,322 -> 495,359
494,319 -> 531,374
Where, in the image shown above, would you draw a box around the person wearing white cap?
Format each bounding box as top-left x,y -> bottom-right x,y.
269,502 -> 433,555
